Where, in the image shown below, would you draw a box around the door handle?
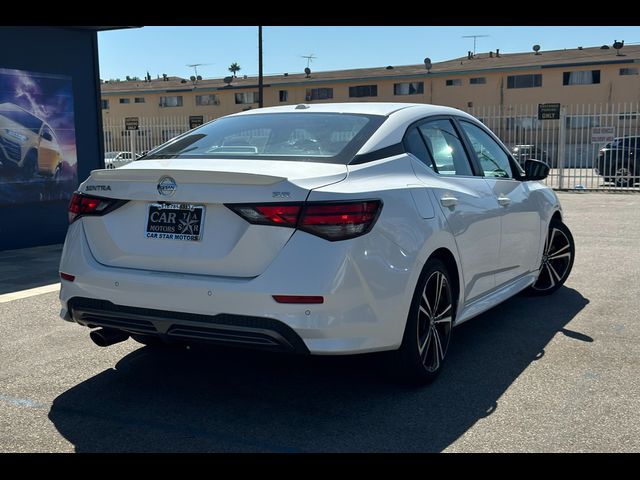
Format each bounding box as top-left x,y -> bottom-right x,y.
498,196 -> 511,206
440,195 -> 458,208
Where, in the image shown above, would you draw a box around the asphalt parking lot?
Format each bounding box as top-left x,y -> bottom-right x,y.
0,191 -> 639,452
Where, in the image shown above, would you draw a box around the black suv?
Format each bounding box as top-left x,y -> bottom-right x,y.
596,136 -> 639,187
511,145 -> 553,167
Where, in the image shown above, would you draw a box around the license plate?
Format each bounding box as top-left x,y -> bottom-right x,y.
145,203 -> 204,241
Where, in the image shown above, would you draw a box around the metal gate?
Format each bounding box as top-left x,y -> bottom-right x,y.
102,104 -> 640,192
102,116 -> 213,168
469,103 -> 640,192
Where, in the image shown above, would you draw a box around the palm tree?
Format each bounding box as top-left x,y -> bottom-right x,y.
228,62 -> 241,77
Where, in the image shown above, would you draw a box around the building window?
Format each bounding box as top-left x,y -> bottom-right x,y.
349,85 -> 378,98
101,99 -> 109,110
160,96 -> 183,107
565,116 -> 600,129
445,79 -> 462,87
306,88 -> 333,101
394,82 -> 424,95
470,77 -> 486,85
563,70 -> 600,85
235,92 -> 259,104
506,74 -> 542,89
620,67 -> 639,76
119,98 -> 130,104
279,90 -> 288,102
134,97 -> 146,103
196,94 -> 220,106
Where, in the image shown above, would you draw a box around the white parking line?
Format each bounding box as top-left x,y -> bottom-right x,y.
0,283 -> 60,303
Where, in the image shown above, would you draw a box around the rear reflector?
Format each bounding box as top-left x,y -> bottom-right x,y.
226,200 -> 382,241
68,192 -> 127,224
60,272 -> 75,282
273,295 -> 324,304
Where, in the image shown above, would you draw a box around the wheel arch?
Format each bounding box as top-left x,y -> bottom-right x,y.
422,246 -> 462,318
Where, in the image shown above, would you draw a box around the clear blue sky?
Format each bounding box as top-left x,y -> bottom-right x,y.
98,26 -> 640,81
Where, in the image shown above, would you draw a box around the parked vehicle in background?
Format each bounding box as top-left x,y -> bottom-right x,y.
60,103 -> 574,385
511,145 -> 553,167
104,151 -> 140,169
595,136 -> 639,187
0,102 -> 64,179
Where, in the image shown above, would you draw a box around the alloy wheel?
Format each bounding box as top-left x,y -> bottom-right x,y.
532,227 -> 572,292
417,270 -> 453,372
614,167 -> 633,187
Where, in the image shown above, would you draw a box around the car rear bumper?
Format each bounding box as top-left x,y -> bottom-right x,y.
59,220 -> 419,355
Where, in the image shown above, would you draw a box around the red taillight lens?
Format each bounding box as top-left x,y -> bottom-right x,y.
226,200 -> 382,241
299,200 -> 382,241
227,203 -> 303,227
68,192 -> 125,224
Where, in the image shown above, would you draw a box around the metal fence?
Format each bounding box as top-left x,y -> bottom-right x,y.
469,103 -> 640,192
102,103 -> 640,192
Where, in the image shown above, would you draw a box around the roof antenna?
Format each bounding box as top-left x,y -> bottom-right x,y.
186,63 -> 213,84
301,54 -> 317,69
462,34 -> 489,57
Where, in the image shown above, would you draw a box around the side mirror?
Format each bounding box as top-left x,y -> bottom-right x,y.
524,159 -> 549,180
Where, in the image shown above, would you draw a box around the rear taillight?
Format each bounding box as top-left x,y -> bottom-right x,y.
299,201 -> 382,241
68,192 -> 126,224
226,204 -> 302,227
226,200 -> 382,241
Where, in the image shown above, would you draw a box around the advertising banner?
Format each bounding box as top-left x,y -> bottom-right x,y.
0,68 -> 77,206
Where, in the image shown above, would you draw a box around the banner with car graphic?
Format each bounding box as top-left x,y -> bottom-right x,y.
0,67 -> 77,206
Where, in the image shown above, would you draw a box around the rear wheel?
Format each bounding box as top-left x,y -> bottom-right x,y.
392,259 -> 455,385
614,166 -> 633,187
526,219 -> 574,296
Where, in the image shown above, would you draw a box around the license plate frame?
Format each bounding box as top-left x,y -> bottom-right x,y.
145,203 -> 205,242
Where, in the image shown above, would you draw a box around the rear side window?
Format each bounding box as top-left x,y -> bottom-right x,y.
417,120 -> 473,176
144,113 -> 386,164
404,127 -> 436,171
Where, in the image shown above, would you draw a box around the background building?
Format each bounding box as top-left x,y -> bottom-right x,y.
101,44 -> 640,123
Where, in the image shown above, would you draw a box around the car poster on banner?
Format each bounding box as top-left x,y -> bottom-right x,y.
0,67 -> 77,206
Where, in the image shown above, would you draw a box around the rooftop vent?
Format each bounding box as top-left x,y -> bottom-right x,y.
284,72 -> 289,76
386,65 -> 394,70
577,46 -> 583,50
489,51 -> 493,58
601,45 -> 610,49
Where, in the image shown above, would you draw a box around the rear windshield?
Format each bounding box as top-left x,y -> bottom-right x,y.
143,112 -> 386,164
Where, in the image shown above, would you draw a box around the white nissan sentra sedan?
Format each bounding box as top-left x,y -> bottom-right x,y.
59,103 -> 574,384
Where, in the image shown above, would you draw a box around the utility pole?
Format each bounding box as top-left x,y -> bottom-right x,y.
258,26 -> 264,108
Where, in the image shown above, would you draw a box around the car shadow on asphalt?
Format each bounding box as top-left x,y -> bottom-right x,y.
48,286 -> 589,452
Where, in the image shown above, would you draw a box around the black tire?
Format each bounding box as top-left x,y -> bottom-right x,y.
391,258 -> 456,385
53,164 -> 62,182
525,218 -> 575,296
21,150 -> 38,179
130,334 -> 172,348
